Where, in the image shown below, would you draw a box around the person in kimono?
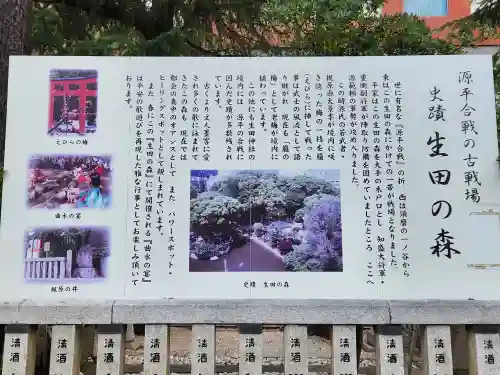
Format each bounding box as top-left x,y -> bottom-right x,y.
75,171 -> 110,208
95,163 -> 104,176
31,168 -> 47,184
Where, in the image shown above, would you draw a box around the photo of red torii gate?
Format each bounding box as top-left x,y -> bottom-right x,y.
48,69 -> 98,136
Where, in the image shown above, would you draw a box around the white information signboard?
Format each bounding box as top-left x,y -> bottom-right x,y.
1,55 -> 500,300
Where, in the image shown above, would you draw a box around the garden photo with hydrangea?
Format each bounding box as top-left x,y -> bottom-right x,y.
189,169 -> 342,272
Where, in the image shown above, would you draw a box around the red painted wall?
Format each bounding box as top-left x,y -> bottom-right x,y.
382,0 -> 500,45
48,77 -> 97,134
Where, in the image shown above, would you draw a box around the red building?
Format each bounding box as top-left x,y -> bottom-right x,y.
48,74 -> 97,135
382,0 -> 500,47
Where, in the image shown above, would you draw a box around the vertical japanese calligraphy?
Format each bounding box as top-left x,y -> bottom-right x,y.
96,330 -> 124,375
144,325 -> 169,375
167,75 -> 178,275
326,75 -> 336,162
426,86 -> 459,259
361,76 -> 373,285
2,329 -> 34,375
459,71 -> 481,204
191,75 -> 201,161
383,77 -> 396,272
224,75 -> 234,161
50,325 -> 79,375
268,74 -> 279,161
157,76 -> 166,235
422,326 -> 453,375
191,325 -> 215,375
235,75 -> 246,161
131,74 -> 144,286
203,81 -> 212,161
393,80 -> 409,277
103,337 -> 115,363
179,75 -> 190,161
284,326 -> 308,375
10,337 -> 20,363
303,74 -> 313,161
247,76 -> 257,161
292,74 -> 301,160
278,75 -> 290,161
374,76 -> 385,283
143,79 -> 156,283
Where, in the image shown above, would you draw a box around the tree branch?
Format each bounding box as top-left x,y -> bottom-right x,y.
151,0 -> 175,41
185,38 -> 221,56
33,0 -> 154,38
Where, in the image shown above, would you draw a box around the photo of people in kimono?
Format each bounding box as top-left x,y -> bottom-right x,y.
27,154 -> 112,209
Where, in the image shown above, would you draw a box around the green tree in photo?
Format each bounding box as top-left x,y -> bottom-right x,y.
278,174 -> 340,218
283,195 -> 342,271
190,192 -> 245,239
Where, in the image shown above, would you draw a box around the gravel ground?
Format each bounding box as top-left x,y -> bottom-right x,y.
55,326 -> 418,375
124,327 -> 379,367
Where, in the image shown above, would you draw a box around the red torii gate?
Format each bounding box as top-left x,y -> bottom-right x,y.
48,75 -> 97,135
